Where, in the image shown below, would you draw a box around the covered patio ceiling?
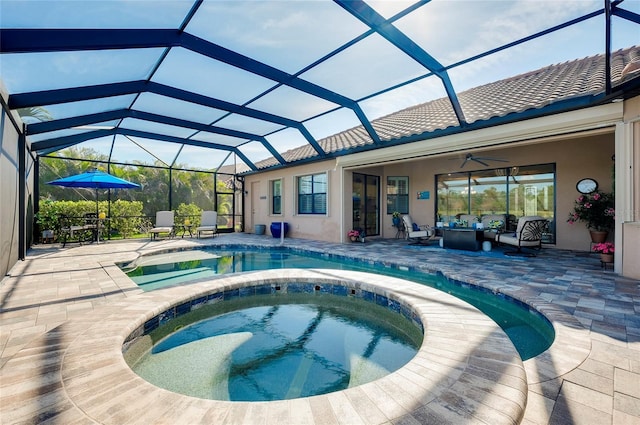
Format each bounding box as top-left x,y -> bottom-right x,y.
1,0 -> 639,173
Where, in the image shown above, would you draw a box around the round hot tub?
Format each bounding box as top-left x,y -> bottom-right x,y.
126,291 -> 423,401
59,269 -> 530,424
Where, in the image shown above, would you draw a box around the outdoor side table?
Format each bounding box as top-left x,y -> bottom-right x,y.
179,224 -> 193,238
178,224 -> 193,238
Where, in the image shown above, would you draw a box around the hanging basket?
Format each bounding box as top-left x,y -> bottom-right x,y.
589,230 -> 608,244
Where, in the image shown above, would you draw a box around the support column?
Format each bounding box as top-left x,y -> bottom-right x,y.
615,120 -> 637,276
18,127 -> 26,260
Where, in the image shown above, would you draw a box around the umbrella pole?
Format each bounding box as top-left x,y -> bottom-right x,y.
96,188 -> 100,244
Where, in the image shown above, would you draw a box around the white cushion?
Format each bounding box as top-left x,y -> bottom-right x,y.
149,226 -> 173,233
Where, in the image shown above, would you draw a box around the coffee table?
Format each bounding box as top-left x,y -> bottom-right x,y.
442,228 -> 484,251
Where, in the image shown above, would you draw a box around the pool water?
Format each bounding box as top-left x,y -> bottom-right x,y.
131,294 -> 422,401
124,248 -> 554,360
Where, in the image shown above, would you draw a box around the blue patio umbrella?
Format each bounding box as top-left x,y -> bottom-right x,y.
47,169 -> 140,239
48,168 -> 139,188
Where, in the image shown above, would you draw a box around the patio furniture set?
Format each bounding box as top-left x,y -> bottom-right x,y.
58,213 -> 102,247
403,213 -> 549,256
149,210 -> 218,240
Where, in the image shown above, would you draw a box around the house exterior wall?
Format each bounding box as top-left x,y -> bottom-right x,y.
244,159 -> 343,242
244,99 -> 640,279
345,134 -> 615,250
245,132 -> 616,250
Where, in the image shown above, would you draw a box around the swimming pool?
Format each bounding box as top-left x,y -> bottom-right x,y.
123,247 -> 555,360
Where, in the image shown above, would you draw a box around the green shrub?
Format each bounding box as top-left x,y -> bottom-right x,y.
35,200 -> 64,232
36,200 -> 144,240
109,200 -> 144,238
176,203 -> 203,227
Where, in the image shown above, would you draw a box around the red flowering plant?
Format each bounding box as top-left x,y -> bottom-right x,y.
347,229 -> 360,238
592,242 -> 615,254
567,191 -> 614,232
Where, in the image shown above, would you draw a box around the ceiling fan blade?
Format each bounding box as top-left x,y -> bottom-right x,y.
476,156 -> 509,162
473,158 -> 489,166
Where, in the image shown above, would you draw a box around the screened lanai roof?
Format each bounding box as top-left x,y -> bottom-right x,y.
1,0 -> 639,173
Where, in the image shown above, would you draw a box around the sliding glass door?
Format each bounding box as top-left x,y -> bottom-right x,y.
353,173 -> 380,237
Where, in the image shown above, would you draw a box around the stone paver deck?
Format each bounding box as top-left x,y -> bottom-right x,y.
1,234 -> 638,424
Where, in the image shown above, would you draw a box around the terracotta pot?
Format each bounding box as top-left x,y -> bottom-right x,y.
589,230 -> 608,244
599,253 -> 614,263
350,236 -> 358,242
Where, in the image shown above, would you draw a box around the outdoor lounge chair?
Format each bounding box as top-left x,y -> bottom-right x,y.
402,215 -> 436,245
196,211 -> 218,238
495,215 -> 548,256
149,211 -> 175,240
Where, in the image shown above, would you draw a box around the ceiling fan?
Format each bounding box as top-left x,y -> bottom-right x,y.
456,153 -> 509,168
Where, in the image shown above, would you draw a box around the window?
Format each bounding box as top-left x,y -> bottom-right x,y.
386,176 -> 408,214
271,179 -> 282,215
297,172 -> 327,214
436,164 -> 556,241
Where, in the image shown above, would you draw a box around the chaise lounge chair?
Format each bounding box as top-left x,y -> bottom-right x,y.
196,210 -> 218,238
149,211 -> 175,240
402,215 -> 436,245
495,215 -> 548,256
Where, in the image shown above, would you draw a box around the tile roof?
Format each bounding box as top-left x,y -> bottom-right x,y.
255,46 -> 640,170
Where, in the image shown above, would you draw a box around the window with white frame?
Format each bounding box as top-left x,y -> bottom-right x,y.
297,172 -> 327,214
271,179 -> 282,215
387,176 -> 409,214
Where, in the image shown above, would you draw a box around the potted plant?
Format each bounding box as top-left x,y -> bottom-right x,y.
347,229 -> 360,242
567,191 -> 615,242
592,242 -> 614,263
392,211 -> 401,227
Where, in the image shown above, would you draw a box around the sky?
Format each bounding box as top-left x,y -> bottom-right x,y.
1,0 -> 639,170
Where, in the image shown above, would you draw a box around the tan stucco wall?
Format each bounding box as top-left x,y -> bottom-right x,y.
244,159 -> 342,242
243,99 -> 638,277
358,134 -> 615,250
245,132 -> 616,250
623,222 -> 640,279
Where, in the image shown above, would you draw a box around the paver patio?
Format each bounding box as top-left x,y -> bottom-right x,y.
1,234 -> 638,424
